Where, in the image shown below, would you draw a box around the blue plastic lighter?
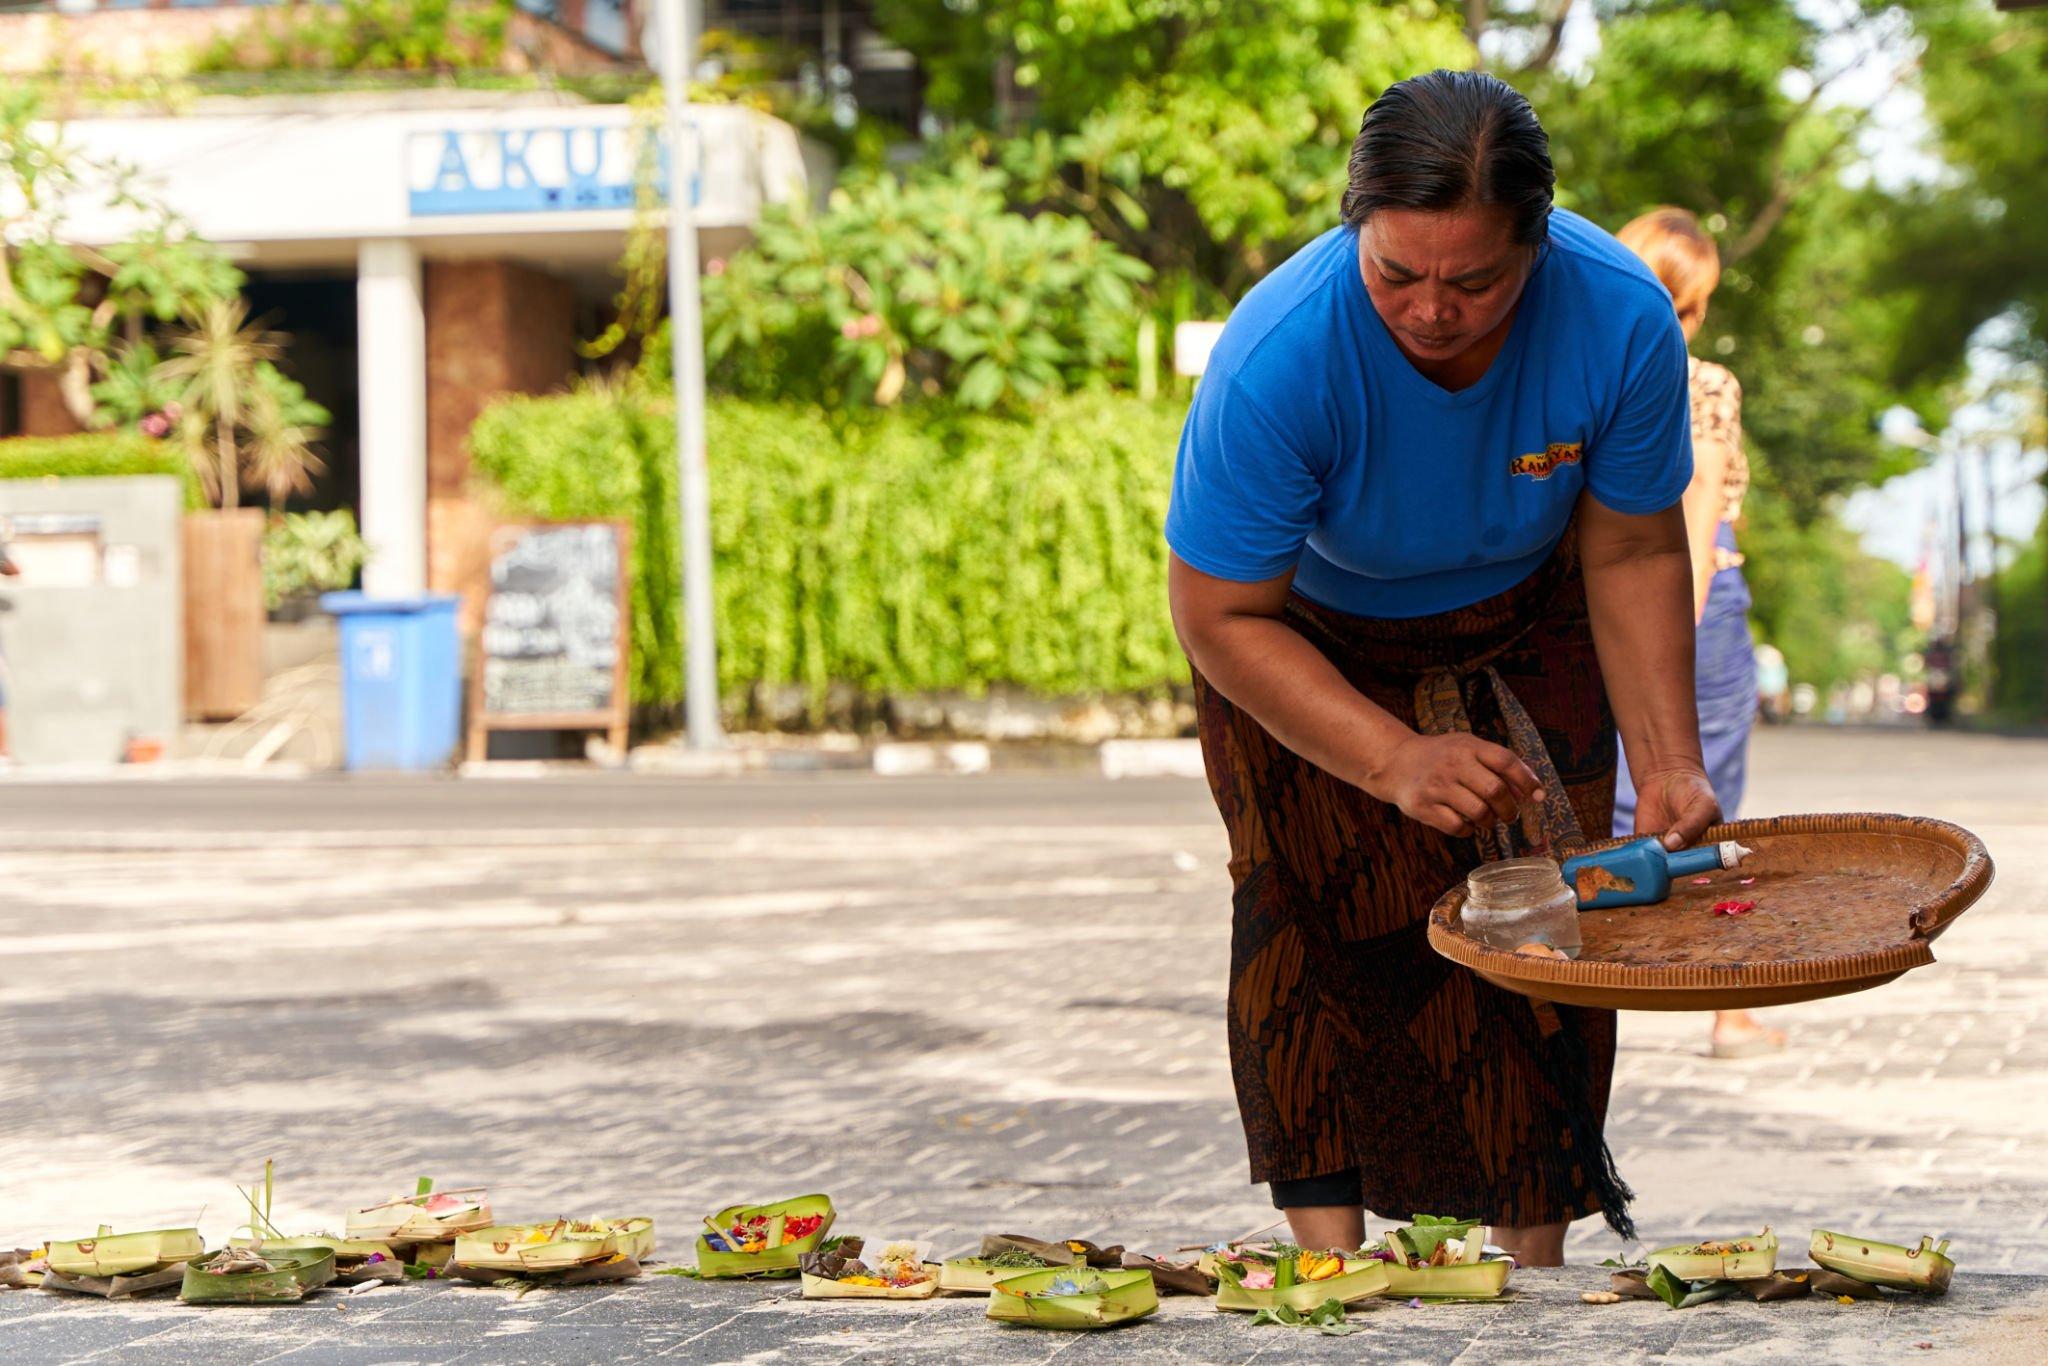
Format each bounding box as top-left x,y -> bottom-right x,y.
1558,837 -> 1754,910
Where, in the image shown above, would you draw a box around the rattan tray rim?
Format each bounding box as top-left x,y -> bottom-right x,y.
1426,813 -> 1993,993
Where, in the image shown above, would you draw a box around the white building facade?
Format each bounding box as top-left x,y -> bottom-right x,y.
20,94 -> 814,599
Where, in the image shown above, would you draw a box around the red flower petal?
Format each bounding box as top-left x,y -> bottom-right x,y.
1712,899 -> 1758,917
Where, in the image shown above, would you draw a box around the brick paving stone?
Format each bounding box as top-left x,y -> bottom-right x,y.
0,728 -> 2043,1361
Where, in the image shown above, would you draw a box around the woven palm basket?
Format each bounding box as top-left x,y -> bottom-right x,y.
1427,814 -> 1993,1011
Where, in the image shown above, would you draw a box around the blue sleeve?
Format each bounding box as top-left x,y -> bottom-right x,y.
1163,372 -> 1321,582
1585,309 -> 1693,516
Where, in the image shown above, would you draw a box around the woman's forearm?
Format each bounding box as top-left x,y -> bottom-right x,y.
1579,501 -> 1704,783
1181,612 -> 1415,795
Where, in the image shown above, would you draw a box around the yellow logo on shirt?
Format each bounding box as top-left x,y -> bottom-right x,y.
1509,442 -> 1584,481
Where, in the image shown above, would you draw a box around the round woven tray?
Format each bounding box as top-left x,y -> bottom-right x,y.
1426,814 -> 1993,1011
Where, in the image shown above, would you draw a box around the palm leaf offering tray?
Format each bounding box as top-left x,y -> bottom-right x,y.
799,1237 -> 941,1299
230,1236 -> 403,1286
939,1233 -> 1123,1293
1810,1229 -> 1953,1294
1646,1228 -> 1779,1282
449,1255 -> 647,1288
453,1218 -> 655,1275
346,1179 -> 493,1243
1607,1225 -> 1955,1310
179,1246 -> 336,1305
1429,815 -> 1993,1010
228,1161 -> 405,1284
1118,1252 -> 1216,1296
45,1225 -> 204,1279
38,1264 -> 190,1299
1368,1217 -> 1515,1300
695,1194 -> 835,1278
985,1266 -> 1158,1330
1212,1244 -> 1390,1313
0,1248 -> 41,1291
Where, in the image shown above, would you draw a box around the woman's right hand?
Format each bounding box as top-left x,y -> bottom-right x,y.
1366,732 -> 1544,837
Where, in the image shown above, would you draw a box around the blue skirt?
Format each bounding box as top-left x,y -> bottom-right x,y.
1614,525 -> 1757,835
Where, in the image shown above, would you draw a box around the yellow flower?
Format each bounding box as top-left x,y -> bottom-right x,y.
1298,1250 -> 1345,1282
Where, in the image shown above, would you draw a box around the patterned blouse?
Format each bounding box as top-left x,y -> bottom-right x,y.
1690,356 -> 1748,567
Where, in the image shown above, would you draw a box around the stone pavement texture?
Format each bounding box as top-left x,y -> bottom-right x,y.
2,1269 -> 2044,1364
0,726 -> 2044,1362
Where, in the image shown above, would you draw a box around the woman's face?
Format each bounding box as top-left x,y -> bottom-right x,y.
1357,205 -> 1536,365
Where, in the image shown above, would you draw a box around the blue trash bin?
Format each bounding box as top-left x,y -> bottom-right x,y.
320,592 -> 463,771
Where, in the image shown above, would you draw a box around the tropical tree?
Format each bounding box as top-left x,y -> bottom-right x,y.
159,299 -> 329,511
1880,0 -> 2048,383
0,88 -> 241,429
246,362 -> 333,511
874,0 -> 1473,294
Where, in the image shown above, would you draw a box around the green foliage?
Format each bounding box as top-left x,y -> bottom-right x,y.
263,509 -> 369,610
1247,1298 -> 1365,1335
0,88 -> 242,429
877,1 -> 1469,291
468,384 -> 681,709
0,432 -> 201,507
90,341 -> 181,427
1741,497 -> 1917,692
193,0 -> 515,74
1645,1263 -> 1738,1310
468,388 -> 1186,712
1885,2 -> 2048,382
1520,3 -> 1927,516
1993,520 -> 2048,721
702,160 -> 1152,410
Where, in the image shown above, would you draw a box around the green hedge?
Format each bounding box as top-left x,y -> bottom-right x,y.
1994,522 -> 2046,722
468,390 -> 1189,712
0,433 -> 201,507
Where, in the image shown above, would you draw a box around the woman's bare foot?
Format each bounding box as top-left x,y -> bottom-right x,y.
1710,1009 -> 1786,1059
1281,1205 -> 1365,1252
1490,1222 -> 1566,1266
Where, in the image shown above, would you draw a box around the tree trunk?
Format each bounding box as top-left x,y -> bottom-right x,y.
59,349 -> 97,429
218,414 -> 239,511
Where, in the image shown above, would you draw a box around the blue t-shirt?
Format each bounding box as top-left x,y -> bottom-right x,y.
1164,209 -> 1692,618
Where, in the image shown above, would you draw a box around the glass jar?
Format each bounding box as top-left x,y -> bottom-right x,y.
1461,858 -> 1582,959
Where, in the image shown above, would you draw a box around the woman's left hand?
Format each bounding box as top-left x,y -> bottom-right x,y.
1632,766 -> 1721,850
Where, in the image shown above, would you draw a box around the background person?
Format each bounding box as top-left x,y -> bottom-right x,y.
1166,70 -> 1717,1266
1611,208 -> 1782,1060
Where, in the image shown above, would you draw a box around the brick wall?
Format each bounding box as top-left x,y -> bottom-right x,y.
422,257 -> 577,600
16,371 -> 84,437
422,258 -> 577,499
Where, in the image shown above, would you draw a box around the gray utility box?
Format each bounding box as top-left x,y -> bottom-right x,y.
0,476 -> 183,766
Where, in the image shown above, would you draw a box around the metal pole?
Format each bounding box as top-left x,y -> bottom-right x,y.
660,0 -> 723,748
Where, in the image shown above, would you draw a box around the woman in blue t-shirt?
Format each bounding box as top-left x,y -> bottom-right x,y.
1165,70 -> 1718,1266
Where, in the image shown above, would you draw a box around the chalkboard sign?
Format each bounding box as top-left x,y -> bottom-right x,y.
467,520 -> 631,759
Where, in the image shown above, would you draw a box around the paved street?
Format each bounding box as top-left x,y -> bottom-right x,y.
0,725 -> 2044,1360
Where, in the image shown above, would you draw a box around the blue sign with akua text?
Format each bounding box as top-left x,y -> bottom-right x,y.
407,123 -> 696,217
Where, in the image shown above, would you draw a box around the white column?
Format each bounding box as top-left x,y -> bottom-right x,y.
356,238 -> 428,599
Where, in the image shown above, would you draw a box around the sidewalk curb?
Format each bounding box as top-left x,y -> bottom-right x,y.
628,737 -> 1205,779
0,740 -> 1209,782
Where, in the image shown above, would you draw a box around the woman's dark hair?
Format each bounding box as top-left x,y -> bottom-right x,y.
1340,69 -> 1554,246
